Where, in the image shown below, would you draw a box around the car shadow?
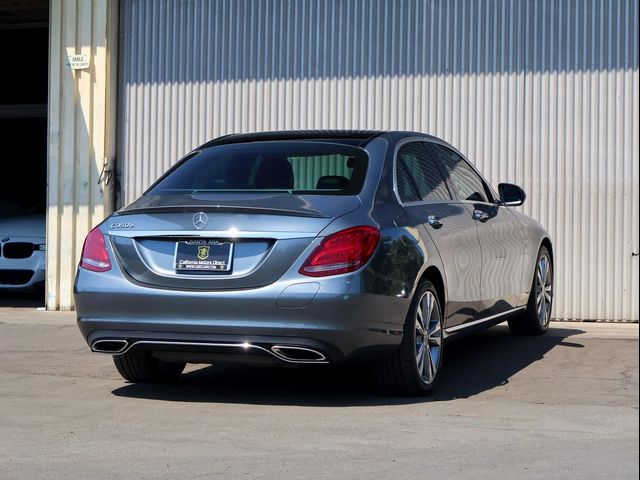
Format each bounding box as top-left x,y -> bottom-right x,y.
111,324 -> 586,407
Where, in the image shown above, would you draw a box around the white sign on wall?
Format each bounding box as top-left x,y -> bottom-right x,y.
65,54 -> 90,70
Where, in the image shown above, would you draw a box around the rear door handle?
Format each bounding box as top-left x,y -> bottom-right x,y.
427,215 -> 443,229
473,210 -> 490,222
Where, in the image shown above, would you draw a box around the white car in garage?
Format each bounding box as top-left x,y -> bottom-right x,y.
0,203 -> 46,291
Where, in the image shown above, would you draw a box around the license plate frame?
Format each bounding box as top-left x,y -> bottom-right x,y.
174,239 -> 234,273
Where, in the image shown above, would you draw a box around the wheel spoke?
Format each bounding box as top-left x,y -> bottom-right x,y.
540,296 -> 548,322
428,347 -> 438,381
415,301 -> 426,337
537,295 -> 544,317
416,342 -> 425,375
427,312 -> 439,333
544,282 -> 553,303
428,314 -> 442,344
424,344 -> 433,382
423,294 -> 434,322
543,257 -> 550,283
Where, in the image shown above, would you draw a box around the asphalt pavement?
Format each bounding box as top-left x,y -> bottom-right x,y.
0,303 -> 638,479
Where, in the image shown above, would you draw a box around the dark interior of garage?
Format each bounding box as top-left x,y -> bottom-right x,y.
0,3 -> 49,303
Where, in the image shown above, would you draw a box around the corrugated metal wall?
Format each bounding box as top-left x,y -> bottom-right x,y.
47,0 -> 118,309
290,155 -> 352,190
120,0 -> 639,321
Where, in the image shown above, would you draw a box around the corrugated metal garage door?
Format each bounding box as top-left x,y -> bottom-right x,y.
119,0 -> 639,322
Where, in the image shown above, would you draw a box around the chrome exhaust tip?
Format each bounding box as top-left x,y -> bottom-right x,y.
270,345 -> 327,362
91,339 -> 129,354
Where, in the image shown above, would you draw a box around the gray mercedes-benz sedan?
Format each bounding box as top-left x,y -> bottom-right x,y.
75,131 -> 553,395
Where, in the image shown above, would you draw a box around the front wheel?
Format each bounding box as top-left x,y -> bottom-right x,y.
113,350 -> 185,383
508,245 -> 553,335
376,280 -> 444,395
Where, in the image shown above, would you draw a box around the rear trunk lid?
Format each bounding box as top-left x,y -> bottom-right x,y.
107,193 -> 360,290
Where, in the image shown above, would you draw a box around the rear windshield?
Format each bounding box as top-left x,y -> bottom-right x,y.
149,141 -> 368,196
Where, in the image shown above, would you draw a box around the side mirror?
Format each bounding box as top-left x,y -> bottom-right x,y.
498,183 -> 526,206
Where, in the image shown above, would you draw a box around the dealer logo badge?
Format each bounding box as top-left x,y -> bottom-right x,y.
197,245 -> 210,260
192,212 -> 209,230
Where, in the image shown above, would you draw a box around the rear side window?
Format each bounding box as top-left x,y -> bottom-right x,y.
429,144 -> 492,203
149,142 -> 368,195
396,142 -> 451,203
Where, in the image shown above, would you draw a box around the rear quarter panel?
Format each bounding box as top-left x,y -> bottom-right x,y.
509,209 -> 553,300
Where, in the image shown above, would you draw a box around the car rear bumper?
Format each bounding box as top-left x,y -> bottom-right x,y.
75,267 -> 409,364
81,330 -> 371,366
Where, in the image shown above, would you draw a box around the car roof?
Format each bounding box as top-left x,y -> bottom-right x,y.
198,129 -> 454,153
199,130 -> 387,149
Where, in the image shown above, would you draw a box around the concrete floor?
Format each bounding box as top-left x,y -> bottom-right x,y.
0,306 -> 638,479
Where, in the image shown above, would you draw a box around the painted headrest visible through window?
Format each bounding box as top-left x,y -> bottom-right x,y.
225,154 -> 255,188
255,157 -> 294,189
316,175 -> 349,190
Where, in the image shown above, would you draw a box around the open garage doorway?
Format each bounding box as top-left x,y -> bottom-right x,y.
0,2 -> 49,307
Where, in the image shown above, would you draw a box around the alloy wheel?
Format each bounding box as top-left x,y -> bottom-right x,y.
414,291 -> 443,385
535,254 -> 553,327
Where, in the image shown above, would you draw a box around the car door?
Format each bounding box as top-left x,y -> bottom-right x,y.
394,141 -> 484,329
428,143 -> 525,316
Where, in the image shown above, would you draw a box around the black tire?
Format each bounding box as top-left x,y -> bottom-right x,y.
376,280 -> 444,396
508,245 -> 553,336
113,350 -> 185,383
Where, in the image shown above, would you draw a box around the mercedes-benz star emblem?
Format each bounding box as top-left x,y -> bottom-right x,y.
192,212 -> 209,230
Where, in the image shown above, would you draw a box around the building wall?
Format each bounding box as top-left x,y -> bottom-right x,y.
119,0 -> 639,321
47,0 -> 118,309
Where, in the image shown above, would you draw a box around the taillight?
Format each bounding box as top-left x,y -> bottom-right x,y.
299,226 -> 380,277
80,226 -> 111,272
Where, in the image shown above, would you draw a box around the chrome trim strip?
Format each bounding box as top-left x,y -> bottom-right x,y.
444,306 -> 526,335
271,345 -> 327,362
107,230 -> 317,239
91,339 -> 329,364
